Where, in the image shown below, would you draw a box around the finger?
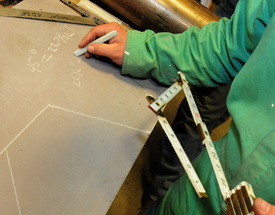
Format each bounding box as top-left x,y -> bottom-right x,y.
87,43 -> 110,56
84,52 -> 92,59
78,22 -> 122,48
254,198 -> 275,215
88,43 -> 124,65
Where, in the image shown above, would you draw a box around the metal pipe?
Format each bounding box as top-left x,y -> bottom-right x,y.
90,0 -> 220,33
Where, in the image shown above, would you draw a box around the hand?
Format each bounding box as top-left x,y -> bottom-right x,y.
78,22 -> 127,66
254,198 -> 275,215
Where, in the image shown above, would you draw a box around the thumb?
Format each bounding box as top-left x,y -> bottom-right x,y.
254,198 -> 275,215
87,43 -> 110,56
87,43 -> 124,66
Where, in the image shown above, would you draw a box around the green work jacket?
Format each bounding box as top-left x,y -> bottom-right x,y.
122,0 -> 275,214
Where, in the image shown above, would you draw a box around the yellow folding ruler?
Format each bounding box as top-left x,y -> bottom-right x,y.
146,72 -> 255,215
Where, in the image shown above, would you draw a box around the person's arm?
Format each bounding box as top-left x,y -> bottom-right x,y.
122,0 -> 275,86
79,0 -> 275,87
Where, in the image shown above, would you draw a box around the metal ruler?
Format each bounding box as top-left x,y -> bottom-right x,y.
0,7 -> 96,26
147,71 -> 255,214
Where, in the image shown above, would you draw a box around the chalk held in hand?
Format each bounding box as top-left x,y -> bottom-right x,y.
74,30 -> 118,57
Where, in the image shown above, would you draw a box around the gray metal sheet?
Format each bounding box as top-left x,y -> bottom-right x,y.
0,0 -> 165,214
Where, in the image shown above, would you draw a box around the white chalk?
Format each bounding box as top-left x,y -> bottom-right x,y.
74,30 -> 118,57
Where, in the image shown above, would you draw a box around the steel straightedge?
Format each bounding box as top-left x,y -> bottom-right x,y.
91,0 -> 220,33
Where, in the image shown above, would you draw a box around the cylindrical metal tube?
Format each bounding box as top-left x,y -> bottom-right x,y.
91,0 -> 220,33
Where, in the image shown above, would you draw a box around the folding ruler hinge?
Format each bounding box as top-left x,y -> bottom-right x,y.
146,93 -> 207,198
146,71 -> 255,214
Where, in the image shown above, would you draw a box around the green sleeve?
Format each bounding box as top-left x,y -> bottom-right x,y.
122,0 -> 275,87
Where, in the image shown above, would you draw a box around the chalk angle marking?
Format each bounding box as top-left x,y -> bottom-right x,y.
0,104 -> 150,155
